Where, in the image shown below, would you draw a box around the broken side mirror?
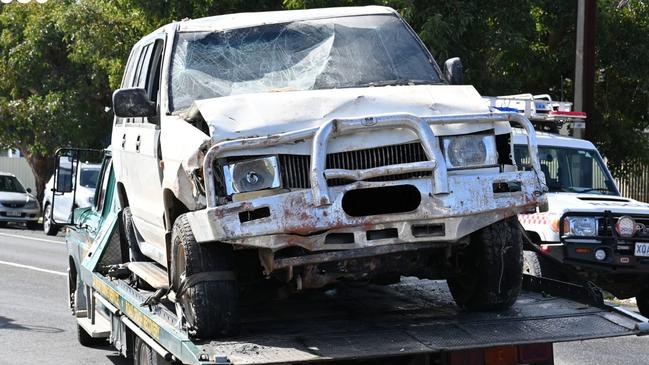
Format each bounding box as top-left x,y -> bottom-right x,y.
112,87 -> 156,118
444,57 -> 464,85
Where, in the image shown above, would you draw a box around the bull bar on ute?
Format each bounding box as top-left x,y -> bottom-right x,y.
189,112 -> 545,259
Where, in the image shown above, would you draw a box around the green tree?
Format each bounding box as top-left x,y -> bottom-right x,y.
0,2 -> 111,202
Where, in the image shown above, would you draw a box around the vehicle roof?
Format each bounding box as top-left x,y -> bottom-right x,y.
512,128 -> 596,149
176,6 -> 396,32
0,171 -> 16,177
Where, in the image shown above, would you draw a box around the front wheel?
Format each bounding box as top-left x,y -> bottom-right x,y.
447,217 -> 523,311
43,203 -> 59,236
170,214 -> 239,338
636,290 -> 649,318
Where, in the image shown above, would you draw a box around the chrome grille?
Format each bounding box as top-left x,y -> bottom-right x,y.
279,143 -> 429,189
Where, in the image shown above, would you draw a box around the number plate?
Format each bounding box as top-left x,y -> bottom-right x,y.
6,211 -> 21,217
635,243 -> 649,257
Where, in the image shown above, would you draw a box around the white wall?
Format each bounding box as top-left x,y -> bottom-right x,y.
0,157 -> 37,193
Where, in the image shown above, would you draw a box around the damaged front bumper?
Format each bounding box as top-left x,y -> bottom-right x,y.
187,112 -> 546,267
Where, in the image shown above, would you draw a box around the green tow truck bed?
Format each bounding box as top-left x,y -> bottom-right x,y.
65,156 -> 648,365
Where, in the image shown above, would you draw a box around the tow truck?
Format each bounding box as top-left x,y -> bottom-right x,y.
55,146 -> 649,365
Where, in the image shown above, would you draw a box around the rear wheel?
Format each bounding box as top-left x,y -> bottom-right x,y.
133,336 -> 169,365
447,217 -> 523,311
636,290 -> 649,318
43,203 -> 58,236
170,214 -> 239,338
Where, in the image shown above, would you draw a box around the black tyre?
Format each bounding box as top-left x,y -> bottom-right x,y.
0,221 -> 6,228
134,336 -> 169,365
447,217 -> 523,311
43,203 -> 59,235
171,214 -> 239,338
637,290 -> 649,318
26,221 -> 40,230
523,250 -> 542,277
122,207 -> 147,262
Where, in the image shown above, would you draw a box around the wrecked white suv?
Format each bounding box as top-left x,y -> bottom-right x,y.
111,6 -> 546,338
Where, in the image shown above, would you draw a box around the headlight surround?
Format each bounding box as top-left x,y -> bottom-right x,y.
566,216 -> 598,236
24,200 -> 39,209
223,156 -> 281,195
442,134 -> 498,169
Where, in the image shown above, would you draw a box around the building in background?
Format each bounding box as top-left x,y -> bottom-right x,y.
0,149 -> 37,193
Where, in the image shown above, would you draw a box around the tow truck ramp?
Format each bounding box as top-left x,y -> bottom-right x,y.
91,271 -> 648,365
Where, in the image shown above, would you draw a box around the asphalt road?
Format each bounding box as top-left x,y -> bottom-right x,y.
0,224 -> 648,365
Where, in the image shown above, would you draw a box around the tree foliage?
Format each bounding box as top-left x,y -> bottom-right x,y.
0,0 -> 647,203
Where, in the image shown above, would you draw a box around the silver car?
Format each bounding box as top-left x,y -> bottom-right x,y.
0,172 -> 40,229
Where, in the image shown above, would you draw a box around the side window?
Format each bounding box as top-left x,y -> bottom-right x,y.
146,39 -> 164,106
129,38 -> 164,124
93,157 -> 113,215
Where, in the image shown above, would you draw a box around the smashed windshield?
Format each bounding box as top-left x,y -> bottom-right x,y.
0,175 -> 26,193
170,14 -> 441,111
515,145 -> 618,195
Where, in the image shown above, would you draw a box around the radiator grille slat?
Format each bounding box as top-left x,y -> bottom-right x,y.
280,143 -> 429,189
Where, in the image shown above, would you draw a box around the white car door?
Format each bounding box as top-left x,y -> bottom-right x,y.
119,37 -> 167,266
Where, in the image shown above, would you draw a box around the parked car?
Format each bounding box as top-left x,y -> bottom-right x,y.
515,130 -> 649,317
0,172 -> 40,229
42,161 -> 101,235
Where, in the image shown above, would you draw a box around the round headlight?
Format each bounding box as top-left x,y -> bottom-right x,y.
447,135 -> 487,168
224,156 -> 281,195
232,159 -> 273,192
615,216 -> 637,238
595,248 -> 607,261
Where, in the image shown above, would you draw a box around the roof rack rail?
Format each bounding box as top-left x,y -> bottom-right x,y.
484,93 -> 586,133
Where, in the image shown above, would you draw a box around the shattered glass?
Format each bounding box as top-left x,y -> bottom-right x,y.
169,15 -> 441,111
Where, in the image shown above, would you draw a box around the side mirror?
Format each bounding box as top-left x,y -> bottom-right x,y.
55,154 -> 75,193
444,57 -> 464,85
26,188 -> 32,194
112,88 -> 156,118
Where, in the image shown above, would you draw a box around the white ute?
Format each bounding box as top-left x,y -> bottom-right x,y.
110,6 -> 546,337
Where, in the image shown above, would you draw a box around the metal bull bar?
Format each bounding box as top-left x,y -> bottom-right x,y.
202,112 -> 543,208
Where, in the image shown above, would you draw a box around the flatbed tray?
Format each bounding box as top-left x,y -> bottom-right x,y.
193,277 -> 644,364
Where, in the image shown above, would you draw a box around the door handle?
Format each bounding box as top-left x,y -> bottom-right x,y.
135,135 -> 141,153
121,134 -> 126,149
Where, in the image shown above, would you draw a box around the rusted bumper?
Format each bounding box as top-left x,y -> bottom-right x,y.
187,171 -> 543,250
188,111 -> 545,256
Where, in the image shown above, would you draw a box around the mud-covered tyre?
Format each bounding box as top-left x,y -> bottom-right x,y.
134,336 -> 169,365
447,217 -> 523,311
43,203 -> 58,236
523,251 -> 542,277
636,290 -> 649,318
171,214 -> 239,338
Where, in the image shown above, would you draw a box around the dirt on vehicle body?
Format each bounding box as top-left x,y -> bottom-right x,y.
111,6 -> 547,337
